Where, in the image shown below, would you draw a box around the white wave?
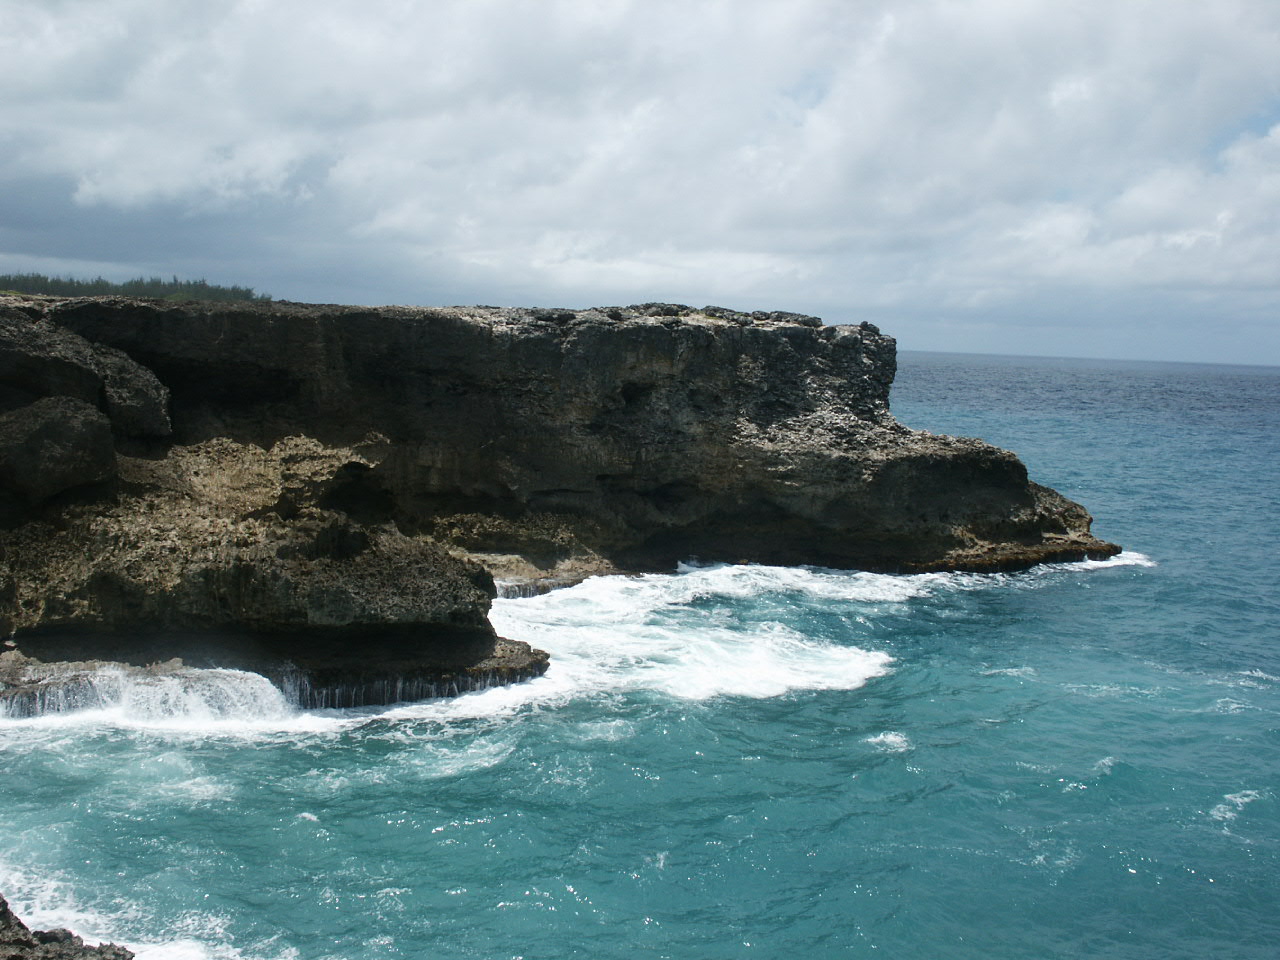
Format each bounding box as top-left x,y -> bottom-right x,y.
468,552 -> 1158,712
1067,550 -> 1156,570
1210,697 -> 1254,714
673,561 -> 936,603
1209,789 -> 1265,822
982,666 -> 1038,678
0,863 -> 106,946
150,775 -> 236,804
0,550 -> 1140,733
1239,668 -> 1280,684
131,941 -> 300,960
1,666 -> 292,726
405,738 -> 516,778
489,570 -> 894,704
864,731 -> 912,753
0,861 -> 297,960
569,719 -> 636,742
672,549 -> 1158,604
124,907 -> 305,960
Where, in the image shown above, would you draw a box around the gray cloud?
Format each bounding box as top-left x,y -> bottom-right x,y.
2,0 -> 1278,362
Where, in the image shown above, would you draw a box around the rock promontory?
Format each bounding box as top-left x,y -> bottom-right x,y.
0,295 -> 1118,709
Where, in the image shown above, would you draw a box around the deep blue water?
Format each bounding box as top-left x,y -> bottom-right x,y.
2,351 -> 1278,959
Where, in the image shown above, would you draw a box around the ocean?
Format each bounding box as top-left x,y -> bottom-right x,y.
2,351 -> 1277,959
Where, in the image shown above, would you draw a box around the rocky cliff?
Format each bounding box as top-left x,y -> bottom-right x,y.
0,295 -> 1118,709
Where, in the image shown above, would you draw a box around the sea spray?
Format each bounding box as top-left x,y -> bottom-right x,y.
1,554 -> 1155,728
0,665 -> 291,723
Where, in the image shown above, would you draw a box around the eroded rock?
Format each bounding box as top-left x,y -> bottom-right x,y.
0,306 -> 170,440
36,297 -> 1117,572
0,892 -> 133,959
0,294 -> 1117,709
0,397 -> 115,508
0,436 -> 548,708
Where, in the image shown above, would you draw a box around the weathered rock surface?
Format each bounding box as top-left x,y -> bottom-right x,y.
0,892 -> 133,959
0,397 -> 115,509
0,305 -> 170,441
0,433 -> 547,708
0,294 -> 1117,709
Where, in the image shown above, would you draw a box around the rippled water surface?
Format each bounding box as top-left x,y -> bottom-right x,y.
2,352 -> 1278,959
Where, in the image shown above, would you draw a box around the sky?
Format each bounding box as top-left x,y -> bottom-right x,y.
2,0 -> 1279,364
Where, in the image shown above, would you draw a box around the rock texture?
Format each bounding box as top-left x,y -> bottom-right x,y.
0,397 -> 115,508
0,294 -> 1117,709
0,893 -> 132,960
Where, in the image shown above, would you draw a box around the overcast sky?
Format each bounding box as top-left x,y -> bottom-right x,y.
3,0 -> 1279,364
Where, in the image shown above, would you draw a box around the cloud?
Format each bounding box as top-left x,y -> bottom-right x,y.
2,0 -> 1279,361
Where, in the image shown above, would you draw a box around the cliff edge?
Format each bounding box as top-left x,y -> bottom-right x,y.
0,295 -> 1118,708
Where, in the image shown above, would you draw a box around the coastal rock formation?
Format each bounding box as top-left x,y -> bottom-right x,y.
0,893 -> 133,959
0,295 -> 1117,708
0,303 -> 170,442
0,428 -> 547,708
0,397 -> 115,508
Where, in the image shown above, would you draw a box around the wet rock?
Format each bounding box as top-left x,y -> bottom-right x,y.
0,892 -> 133,959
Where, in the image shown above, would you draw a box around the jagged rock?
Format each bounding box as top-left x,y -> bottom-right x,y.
39,296 -> 1117,572
0,306 -> 170,439
0,892 -> 133,959
0,294 -> 1117,709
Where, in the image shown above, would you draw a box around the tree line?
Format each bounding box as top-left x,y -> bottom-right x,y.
0,273 -> 271,302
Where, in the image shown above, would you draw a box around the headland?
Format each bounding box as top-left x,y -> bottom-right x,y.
0,296 -> 1119,711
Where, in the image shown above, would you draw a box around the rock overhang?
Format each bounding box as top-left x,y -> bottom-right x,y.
0,294 -> 1119,709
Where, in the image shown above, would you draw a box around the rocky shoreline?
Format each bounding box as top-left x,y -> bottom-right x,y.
0,893 -> 132,959
0,295 -> 1119,713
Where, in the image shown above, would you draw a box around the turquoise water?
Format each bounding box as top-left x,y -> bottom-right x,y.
2,352 -> 1278,959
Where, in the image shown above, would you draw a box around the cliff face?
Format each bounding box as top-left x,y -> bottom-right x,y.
0,295 -> 1118,707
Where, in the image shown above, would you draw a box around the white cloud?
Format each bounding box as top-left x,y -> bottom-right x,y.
1,0 -> 1279,361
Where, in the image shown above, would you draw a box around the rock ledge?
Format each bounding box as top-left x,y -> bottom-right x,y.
0,296 -> 1117,709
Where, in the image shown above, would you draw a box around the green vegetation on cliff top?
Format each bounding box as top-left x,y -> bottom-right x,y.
0,273 -> 270,302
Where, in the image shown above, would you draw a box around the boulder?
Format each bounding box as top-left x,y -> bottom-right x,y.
0,397 -> 115,507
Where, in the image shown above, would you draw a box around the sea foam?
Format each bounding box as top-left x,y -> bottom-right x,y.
489,563 -> 897,704
0,553 -> 1141,732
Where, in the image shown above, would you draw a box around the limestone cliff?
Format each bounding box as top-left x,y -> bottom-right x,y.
0,295 -> 1118,708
